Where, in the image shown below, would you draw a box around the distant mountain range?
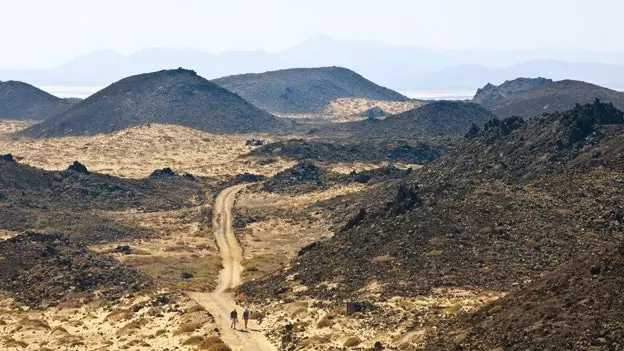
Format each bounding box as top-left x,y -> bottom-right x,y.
4,35 -> 624,92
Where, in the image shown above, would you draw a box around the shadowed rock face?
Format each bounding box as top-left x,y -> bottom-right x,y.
474,78 -> 624,119
473,77 -> 553,105
213,66 -> 409,114
0,80 -> 72,120
22,68 -> 289,138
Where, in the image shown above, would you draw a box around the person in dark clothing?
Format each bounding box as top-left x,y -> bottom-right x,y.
230,309 -> 238,329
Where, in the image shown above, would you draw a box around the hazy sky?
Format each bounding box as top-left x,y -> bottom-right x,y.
2,0 -> 622,68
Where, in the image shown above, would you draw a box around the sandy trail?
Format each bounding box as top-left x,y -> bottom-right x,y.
188,185 -> 277,351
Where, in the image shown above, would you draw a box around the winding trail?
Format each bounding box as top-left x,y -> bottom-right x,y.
188,185 -> 277,351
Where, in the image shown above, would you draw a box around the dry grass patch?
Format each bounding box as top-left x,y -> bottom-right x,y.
117,318 -> 149,336
372,255 -> 395,263
104,309 -> 134,322
173,322 -> 203,336
0,124 -> 292,178
343,336 -> 362,347
124,255 -> 221,291
196,336 -> 231,350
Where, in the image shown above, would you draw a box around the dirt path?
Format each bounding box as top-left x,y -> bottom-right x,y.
188,185 -> 277,351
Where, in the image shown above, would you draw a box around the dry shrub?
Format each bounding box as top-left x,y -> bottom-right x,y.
3,337 -> 28,348
50,325 -> 69,335
17,317 -> 50,331
290,307 -> 308,318
300,335 -> 331,347
429,237 -> 444,245
317,316 -> 333,328
105,309 -> 134,322
372,255 -> 394,263
117,318 -> 149,336
197,336 -> 232,351
182,336 -> 205,346
173,322 -> 203,336
185,304 -> 206,313
154,329 -> 167,336
556,209 -> 574,216
425,249 -> 443,256
344,336 -> 361,347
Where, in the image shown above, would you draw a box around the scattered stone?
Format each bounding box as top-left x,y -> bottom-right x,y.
113,245 -> 133,255
245,139 -> 265,146
67,161 -> 89,174
346,301 -> 374,315
149,167 -> 176,178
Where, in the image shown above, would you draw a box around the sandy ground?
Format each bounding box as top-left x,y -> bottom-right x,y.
324,98 -> 423,117
0,291 -> 225,351
0,122 -> 295,178
273,98 -> 423,122
243,288 -> 503,350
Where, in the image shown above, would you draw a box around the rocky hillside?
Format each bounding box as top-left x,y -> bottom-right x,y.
0,80 -> 72,120
0,232 -> 151,307
248,138 -> 443,164
22,68 -> 287,137
0,156 -> 210,243
213,67 -> 409,114
476,79 -> 624,118
426,244 -> 624,350
317,101 -> 497,138
472,77 -> 553,105
241,100 -> 624,302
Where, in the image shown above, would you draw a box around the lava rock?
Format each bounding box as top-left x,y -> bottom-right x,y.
67,161 -> 89,174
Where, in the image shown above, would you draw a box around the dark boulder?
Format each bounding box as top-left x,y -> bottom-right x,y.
149,167 -> 176,179
245,139 -> 265,146
0,154 -> 15,162
342,209 -> 367,231
113,245 -> 133,255
67,161 -> 89,174
346,301 -> 374,315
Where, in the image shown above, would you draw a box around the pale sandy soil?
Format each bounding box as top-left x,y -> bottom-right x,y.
234,184 -> 366,282
0,291 -> 225,351
245,288 -> 503,350
273,98 -> 423,122
0,120 -> 35,135
0,122 -> 295,178
324,98 -> 423,117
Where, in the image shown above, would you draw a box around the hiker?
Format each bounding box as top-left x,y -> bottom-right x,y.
230,309 -> 238,329
243,308 -> 250,330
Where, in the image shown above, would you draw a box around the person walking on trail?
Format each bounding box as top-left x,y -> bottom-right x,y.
243,309 -> 250,330
230,309 -> 238,329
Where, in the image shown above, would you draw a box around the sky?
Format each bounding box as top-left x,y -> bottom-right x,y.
2,0 -> 623,68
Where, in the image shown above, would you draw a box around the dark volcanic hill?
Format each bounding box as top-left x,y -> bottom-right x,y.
426,244 -> 624,350
317,100 -> 497,138
0,80 -> 72,120
475,78 -> 624,118
213,66 -> 409,114
22,68 -> 286,137
241,100 -> 624,302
